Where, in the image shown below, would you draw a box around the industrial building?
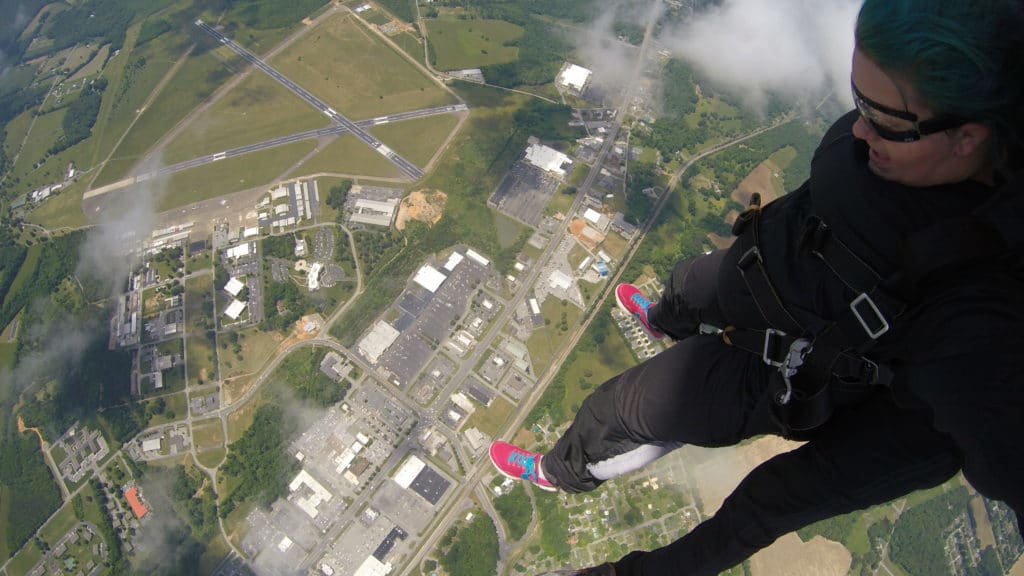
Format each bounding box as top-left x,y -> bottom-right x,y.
557,63 -> 593,93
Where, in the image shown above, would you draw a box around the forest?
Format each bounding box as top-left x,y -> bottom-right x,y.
49,78 -> 108,155
273,347 -> 350,407
438,514 -> 500,576
218,405 -> 299,517
0,430 -> 62,556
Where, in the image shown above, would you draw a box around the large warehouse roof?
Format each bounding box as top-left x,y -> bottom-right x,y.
413,265 -> 447,293
358,320 -> 401,364
524,144 -> 572,178
394,455 -> 426,489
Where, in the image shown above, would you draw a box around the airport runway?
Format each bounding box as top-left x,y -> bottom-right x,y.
195,19 -> 425,179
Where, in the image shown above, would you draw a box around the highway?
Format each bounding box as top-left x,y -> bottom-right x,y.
194,19 -> 426,180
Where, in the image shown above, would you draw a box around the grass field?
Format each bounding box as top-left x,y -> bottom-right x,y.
0,343 -> 15,373
185,274 -> 217,386
294,134 -> 401,179
162,72 -> 330,164
3,109 -> 33,158
93,49 -> 237,187
462,396 -> 514,438
69,45 -> 111,82
525,296 -> 582,375
0,484 -> 9,562
2,244 -> 41,311
219,328 -> 284,380
146,392 -> 188,427
391,31 -> 424,62
6,539 -> 41,576
425,19 -> 523,71
191,418 -> 225,450
11,108 -> 66,178
156,139 -> 317,211
196,446 -> 227,469
39,502 -> 77,545
369,112 -> 460,168
24,180 -> 88,229
91,29 -> 192,170
271,13 -> 455,120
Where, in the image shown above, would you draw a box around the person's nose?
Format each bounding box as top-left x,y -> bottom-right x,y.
851,114 -> 877,142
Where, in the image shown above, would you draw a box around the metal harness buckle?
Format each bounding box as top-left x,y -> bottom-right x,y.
850,293 -> 890,339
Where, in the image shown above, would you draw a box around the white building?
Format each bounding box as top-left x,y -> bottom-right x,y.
224,277 -> 244,297
413,265 -> 447,293
558,63 -> 592,93
357,320 -> 401,364
524,143 -> 572,178
308,262 -> 323,291
224,299 -> 247,320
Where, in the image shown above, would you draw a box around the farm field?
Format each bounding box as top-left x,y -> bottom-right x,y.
270,13 -> 455,120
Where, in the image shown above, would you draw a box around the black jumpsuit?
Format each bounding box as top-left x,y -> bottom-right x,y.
540,112 -> 1024,575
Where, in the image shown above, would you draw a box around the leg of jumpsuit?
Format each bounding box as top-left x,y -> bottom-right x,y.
612,392 -> 963,576
541,334 -> 784,493
542,250 -> 739,492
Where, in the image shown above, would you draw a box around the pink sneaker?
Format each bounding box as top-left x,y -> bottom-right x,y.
615,283 -> 664,339
489,441 -> 557,492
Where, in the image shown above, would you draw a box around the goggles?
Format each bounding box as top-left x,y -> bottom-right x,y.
851,81 -> 966,142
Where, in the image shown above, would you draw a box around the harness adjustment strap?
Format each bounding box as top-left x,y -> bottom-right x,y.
850,293 -> 890,339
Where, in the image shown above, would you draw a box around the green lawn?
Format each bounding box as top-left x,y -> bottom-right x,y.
2,244 -> 41,310
462,397 -> 514,438
3,109 -> 34,157
0,343 -> 15,373
370,112 -> 460,168
391,31 -> 425,63
270,13 -> 456,120
6,539 -> 41,576
39,502 -> 78,545
24,180 -> 89,229
162,72 -> 329,164
157,140 -> 317,211
196,446 -> 227,469
294,134 -> 401,179
425,19 -> 523,71
93,50 -> 236,187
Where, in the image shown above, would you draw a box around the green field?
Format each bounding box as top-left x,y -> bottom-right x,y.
162,72 -> 330,164
294,134 -> 401,179
24,180 -> 88,229
39,502 -> 77,545
0,343 -> 15,372
3,110 -> 34,158
370,112 -> 460,168
157,140 -> 317,211
220,328 -> 282,380
426,19 -> 523,71
462,396 -> 514,438
93,49 -> 237,187
6,539 -> 41,576
145,392 -> 187,427
391,31 -> 425,63
10,108 -> 66,178
90,28 -> 193,170
270,13 -> 456,120
526,296 -> 582,375
2,244 -> 41,311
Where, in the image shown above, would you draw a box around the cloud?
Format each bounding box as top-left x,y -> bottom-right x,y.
571,0 -> 666,95
77,156 -> 167,298
656,0 -> 862,110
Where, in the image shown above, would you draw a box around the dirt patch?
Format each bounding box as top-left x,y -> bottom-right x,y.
749,534 -> 852,576
731,161 -> 781,207
1010,554 -> 1024,576
17,415 -> 45,448
395,189 -> 448,230
302,17 -> 314,25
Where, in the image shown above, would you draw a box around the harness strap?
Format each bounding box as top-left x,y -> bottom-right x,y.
734,193 -> 805,335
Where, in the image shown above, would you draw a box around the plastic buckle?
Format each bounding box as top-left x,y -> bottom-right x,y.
850,293 -> 889,339
762,329 -> 786,367
737,246 -> 762,270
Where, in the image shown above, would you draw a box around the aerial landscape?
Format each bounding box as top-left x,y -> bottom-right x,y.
0,0 -> 1021,575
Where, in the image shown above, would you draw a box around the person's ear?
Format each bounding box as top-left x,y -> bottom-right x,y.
951,122 -> 991,157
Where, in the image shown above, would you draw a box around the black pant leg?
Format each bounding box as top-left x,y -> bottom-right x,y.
648,250 -> 728,339
543,334 -> 782,493
615,393 -> 962,576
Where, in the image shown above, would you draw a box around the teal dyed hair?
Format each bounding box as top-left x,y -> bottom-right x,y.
855,0 -> 1024,169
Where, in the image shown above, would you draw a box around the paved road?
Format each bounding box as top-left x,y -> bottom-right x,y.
194,19 -> 424,180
